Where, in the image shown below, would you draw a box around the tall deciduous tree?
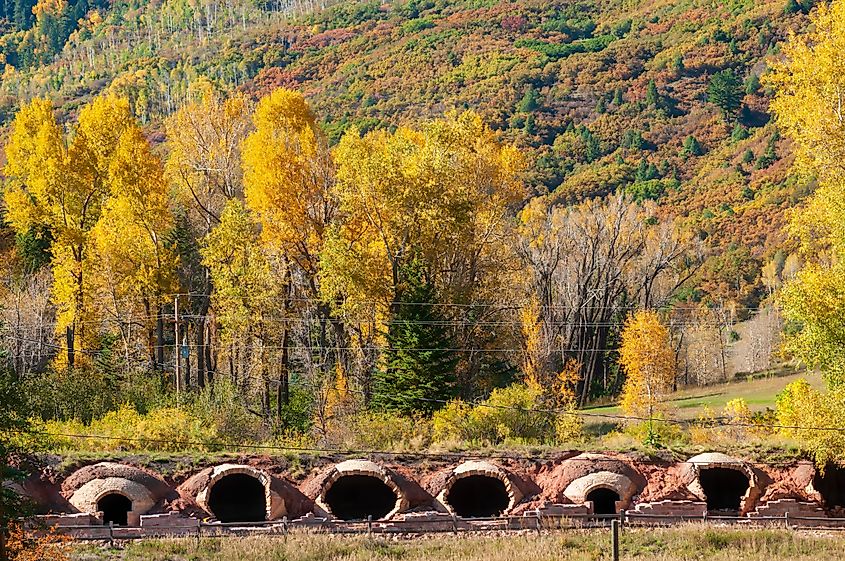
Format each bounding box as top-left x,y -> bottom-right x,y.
770,0 -> 845,389
4,95 -> 134,366
618,310 -> 676,440
324,110 -> 525,396
165,85 -> 251,387
241,88 -> 337,408
517,195 -> 698,406
201,200 -> 286,422
90,124 -> 177,370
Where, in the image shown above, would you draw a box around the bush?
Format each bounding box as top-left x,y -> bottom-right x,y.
25,366 -> 170,423
324,410 -> 432,450
41,404 -> 217,452
432,383 -> 556,445
190,376 -> 265,444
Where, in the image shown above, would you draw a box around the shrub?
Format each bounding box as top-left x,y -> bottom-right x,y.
402,17 -> 435,34
190,376 -> 266,443
327,411 -> 432,450
432,383 -> 556,445
42,404 -> 217,452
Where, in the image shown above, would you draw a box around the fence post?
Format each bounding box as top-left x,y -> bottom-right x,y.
452,513 -> 458,535
784,511 -> 790,529
367,515 -> 373,537
535,511 -> 542,535
611,519 -> 620,561
619,510 -> 626,529
108,521 -> 114,547
282,516 -> 288,541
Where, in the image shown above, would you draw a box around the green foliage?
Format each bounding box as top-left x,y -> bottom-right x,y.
517,85 -> 540,113
432,383 -> 557,444
626,179 -> 668,202
622,129 -> 645,150
731,124 -> 749,143
741,149 -> 755,163
371,260 -> 459,415
745,73 -> 761,95
645,80 -> 660,108
402,17 -> 435,34
680,135 -> 704,157
539,15 -> 596,38
784,0 -> 802,13
0,364 -> 32,523
755,133 -> 778,169
14,225 -> 52,272
708,70 -> 744,119
190,376 -> 266,443
25,365 -> 170,423
514,34 -> 615,61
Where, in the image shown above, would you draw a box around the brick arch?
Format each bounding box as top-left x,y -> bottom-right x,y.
315,459 -> 408,520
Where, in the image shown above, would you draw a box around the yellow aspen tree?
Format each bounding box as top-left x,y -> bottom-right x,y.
325,111 -> 525,397
165,88 -> 250,227
242,87 -> 335,286
241,88 -> 337,411
325,110 -> 525,314
90,124 -> 178,368
769,0 -> 845,389
3,95 -> 134,366
165,85 -> 251,387
201,200 -> 284,421
619,310 -> 676,441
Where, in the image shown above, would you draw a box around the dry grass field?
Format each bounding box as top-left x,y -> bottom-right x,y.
69,525 -> 845,561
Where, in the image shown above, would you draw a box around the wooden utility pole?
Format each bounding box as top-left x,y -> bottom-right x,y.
175,296 -> 180,404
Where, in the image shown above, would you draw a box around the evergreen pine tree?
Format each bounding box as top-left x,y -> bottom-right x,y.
645,80 -> 659,108
517,85 -> 540,113
708,69 -> 744,120
371,260 -> 459,415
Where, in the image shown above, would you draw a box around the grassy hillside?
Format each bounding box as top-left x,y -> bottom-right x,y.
586,367 -> 822,420
0,0 -> 817,309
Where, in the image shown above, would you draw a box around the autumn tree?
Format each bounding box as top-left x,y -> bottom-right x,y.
165,85 -> 251,387
201,200 -> 286,422
89,124 -> 177,370
325,110 -> 525,396
769,0 -> 845,388
618,310 -> 676,442
4,95 -> 135,366
516,195 -> 698,406
241,88 -> 337,408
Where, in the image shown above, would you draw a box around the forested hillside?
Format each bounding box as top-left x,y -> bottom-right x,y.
0,0 -> 825,450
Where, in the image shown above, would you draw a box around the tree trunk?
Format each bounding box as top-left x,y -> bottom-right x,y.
144,299 -> 156,370
66,326 -> 74,368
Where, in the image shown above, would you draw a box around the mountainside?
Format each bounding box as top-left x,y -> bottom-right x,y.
0,0 -> 814,310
